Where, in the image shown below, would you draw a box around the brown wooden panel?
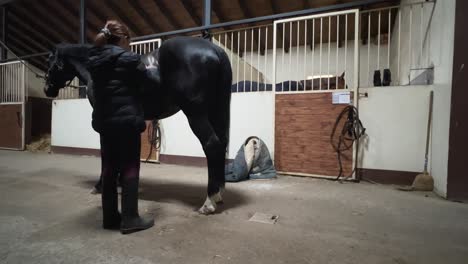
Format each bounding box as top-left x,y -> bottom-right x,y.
275,93 -> 352,176
447,0 -> 468,202
358,168 -> 418,186
0,104 -> 23,149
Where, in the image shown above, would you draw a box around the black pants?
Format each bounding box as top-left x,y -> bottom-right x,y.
94,136 -> 120,191
100,129 -> 141,223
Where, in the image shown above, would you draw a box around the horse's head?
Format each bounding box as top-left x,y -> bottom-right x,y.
337,72 -> 347,89
44,46 -> 78,98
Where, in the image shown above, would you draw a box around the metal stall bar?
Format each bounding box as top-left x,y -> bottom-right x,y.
257,27 -> 260,91
237,31 -> 240,92
344,14 -> 348,90
304,20 -> 307,90
367,13 -> 371,86
319,17 -> 323,90
327,16 -> 331,90
273,9 -> 358,94
387,9 -> 391,70
264,26 -> 268,90
336,15 -> 339,89
251,29 -> 253,90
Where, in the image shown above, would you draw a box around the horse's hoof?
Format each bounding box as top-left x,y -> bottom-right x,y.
212,192 -> 223,204
90,187 -> 101,195
198,197 -> 217,215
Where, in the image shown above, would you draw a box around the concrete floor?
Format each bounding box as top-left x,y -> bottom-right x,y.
0,150 -> 467,264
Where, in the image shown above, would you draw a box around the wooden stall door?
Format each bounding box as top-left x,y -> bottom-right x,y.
0,104 -> 23,150
275,93 -> 352,177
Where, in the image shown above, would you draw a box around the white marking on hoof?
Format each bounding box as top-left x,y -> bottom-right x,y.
212,191 -> 223,203
198,196 -> 217,215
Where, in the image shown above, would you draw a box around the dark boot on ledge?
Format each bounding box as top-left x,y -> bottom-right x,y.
382,68 -> 392,86
373,70 -> 382,87
120,180 -> 154,234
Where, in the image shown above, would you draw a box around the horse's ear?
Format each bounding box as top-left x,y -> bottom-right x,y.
340,72 -> 345,78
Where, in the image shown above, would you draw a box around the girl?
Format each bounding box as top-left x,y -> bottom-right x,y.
88,20 -> 154,234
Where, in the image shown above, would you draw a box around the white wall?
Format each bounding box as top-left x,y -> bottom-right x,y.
26,64 -> 48,98
159,92 -> 275,160
214,38 -> 266,84
158,111 -> 204,157
52,99 -> 100,149
425,0 -> 456,197
243,41 -> 384,88
227,92 -> 275,159
51,92 -> 276,161
360,0 -> 455,197
389,1 -> 433,86
358,85 -> 431,172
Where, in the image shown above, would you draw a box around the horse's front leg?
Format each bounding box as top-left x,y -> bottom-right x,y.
186,114 -> 226,214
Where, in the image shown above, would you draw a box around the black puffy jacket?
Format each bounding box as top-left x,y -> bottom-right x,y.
87,45 -> 147,133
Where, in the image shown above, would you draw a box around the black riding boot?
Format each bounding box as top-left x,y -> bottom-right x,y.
102,178 -> 120,230
120,179 -> 154,234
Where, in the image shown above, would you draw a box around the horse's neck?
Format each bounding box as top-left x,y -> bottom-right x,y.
69,59 -> 90,85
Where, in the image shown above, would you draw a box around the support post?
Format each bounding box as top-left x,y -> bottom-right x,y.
202,0 -> 212,41
79,0 -> 87,98
1,6 -> 7,60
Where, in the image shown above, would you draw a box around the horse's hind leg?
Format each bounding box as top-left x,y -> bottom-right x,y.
186,114 -> 226,214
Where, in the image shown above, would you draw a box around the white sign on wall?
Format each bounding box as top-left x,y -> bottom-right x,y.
332,91 -> 351,104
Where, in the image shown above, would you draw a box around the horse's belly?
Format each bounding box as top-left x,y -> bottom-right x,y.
142,94 -> 180,120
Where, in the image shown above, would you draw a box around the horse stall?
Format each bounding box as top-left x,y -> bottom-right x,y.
0,61 -> 26,150
2,0 -> 468,262
47,0 -> 437,185
207,2 -> 436,184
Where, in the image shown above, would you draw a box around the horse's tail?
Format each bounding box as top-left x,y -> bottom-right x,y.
211,47 -> 232,153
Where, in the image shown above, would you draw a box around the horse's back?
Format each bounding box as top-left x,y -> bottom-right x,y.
159,36 -> 231,99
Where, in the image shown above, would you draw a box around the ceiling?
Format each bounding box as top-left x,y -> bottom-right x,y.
0,0 -> 398,70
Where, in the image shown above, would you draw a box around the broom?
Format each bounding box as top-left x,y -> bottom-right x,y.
399,91 -> 434,191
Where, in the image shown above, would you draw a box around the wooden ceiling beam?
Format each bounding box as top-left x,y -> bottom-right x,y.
47,0 -> 97,42
151,0 -> 182,30
212,1 -> 242,55
104,0 -> 144,36
127,0 -> 163,34
7,12 -> 55,49
7,36 -> 47,69
179,0 -> 201,26
85,0 -> 107,26
8,26 -> 48,52
56,0 -> 100,43
238,0 -> 261,54
270,0 -> 289,52
20,1 -> 76,42
9,6 -> 63,46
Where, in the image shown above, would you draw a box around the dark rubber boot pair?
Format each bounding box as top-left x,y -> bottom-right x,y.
120,180 -> 154,235
102,181 -> 120,230
102,180 -> 153,234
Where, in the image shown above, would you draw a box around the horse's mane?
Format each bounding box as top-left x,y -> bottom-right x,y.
55,43 -> 92,62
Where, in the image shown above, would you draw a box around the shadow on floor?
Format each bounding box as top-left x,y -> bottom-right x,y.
80,178 -> 250,213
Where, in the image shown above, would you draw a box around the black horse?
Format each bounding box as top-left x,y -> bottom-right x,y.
44,36 -> 232,214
